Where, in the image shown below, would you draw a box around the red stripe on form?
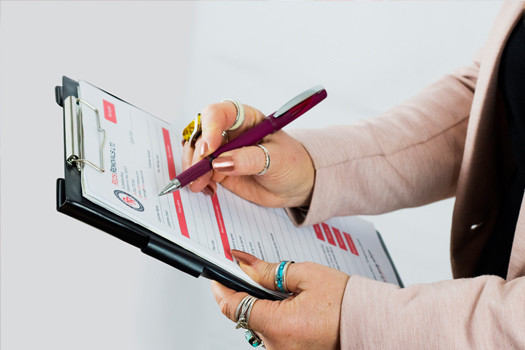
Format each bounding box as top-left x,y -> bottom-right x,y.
211,194 -> 233,261
162,128 -> 189,238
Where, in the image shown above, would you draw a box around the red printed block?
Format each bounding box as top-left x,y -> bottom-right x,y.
103,100 -> 117,123
332,227 -> 347,251
321,223 -> 336,246
313,224 -> 324,241
344,232 -> 359,256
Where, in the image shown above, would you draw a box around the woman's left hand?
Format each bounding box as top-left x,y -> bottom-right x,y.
211,250 -> 350,350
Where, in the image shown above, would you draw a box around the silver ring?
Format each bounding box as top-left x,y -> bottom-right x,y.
274,261 -> 294,293
255,144 -> 270,176
221,98 -> 245,131
235,296 -> 265,348
235,295 -> 256,326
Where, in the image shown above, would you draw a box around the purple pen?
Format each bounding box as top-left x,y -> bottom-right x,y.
158,85 -> 327,196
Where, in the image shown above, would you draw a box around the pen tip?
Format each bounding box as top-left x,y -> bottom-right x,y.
158,179 -> 182,196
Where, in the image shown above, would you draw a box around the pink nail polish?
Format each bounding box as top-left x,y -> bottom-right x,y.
202,185 -> 215,197
231,250 -> 258,266
213,156 -> 235,172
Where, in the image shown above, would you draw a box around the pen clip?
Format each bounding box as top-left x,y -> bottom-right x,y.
273,85 -> 325,118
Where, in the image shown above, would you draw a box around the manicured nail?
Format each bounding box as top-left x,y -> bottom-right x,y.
213,156 -> 235,172
231,250 -> 258,266
200,142 -> 208,157
202,184 -> 215,197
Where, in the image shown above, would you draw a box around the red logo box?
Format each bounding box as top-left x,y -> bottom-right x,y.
103,100 -> 117,123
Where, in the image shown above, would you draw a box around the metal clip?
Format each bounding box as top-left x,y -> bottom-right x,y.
63,96 -> 106,172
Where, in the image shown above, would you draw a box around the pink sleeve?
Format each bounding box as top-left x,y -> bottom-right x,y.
286,62 -> 478,227
339,275 -> 525,349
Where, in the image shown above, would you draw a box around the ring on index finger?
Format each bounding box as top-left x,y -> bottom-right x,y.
221,98 -> 245,131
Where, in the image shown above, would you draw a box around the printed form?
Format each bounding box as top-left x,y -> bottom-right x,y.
78,81 -> 401,295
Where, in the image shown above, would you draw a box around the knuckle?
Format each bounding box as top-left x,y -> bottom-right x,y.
242,147 -> 263,173
201,103 -> 229,129
260,263 -> 276,285
218,296 -> 234,320
201,103 -> 221,117
257,301 -> 280,337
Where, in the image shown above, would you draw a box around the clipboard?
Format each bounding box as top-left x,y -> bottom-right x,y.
55,76 -> 282,300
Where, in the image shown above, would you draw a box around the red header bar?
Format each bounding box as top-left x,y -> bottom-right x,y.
162,128 -> 189,238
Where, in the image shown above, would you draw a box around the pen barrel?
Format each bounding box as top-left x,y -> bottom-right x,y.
176,157 -> 213,188
211,119 -> 276,157
211,88 -> 327,157
273,88 -> 327,129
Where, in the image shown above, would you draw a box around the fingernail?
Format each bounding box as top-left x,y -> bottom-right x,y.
212,156 -> 235,172
200,142 -> 208,157
231,250 -> 258,266
202,184 -> 215,197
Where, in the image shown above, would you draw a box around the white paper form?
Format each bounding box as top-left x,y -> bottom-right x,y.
78,81 -> 401,295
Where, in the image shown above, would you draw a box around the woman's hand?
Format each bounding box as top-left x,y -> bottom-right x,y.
211,250 -> 350,350
181,101 -> 315,208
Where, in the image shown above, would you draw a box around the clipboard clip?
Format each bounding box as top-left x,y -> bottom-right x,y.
64,96 -> 106,172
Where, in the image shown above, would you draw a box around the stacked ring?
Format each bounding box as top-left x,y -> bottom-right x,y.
255,144 -> 270,176
274,261 -> 294,294
235,295 -> 264,348
221,98 -> 245,131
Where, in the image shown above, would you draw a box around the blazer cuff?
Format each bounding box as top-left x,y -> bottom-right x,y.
285,128 -> 358,227
339,274 -> 525,349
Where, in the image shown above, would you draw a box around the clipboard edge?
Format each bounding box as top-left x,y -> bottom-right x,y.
376,231 -> 404,288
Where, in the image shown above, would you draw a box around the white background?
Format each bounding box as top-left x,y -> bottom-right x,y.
1,2 -> 501,349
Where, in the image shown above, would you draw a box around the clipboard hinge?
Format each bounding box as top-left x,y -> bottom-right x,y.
63,96 -> 106,173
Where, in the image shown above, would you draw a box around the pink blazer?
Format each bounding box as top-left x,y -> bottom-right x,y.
288,3 -> 525,348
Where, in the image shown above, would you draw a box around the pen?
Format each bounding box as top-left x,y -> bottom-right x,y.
159,85 -> 327,196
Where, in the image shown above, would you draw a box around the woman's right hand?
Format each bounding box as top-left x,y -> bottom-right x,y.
181,100 -> 315,208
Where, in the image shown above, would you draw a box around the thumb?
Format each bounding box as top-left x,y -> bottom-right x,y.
231,250 -> 302,294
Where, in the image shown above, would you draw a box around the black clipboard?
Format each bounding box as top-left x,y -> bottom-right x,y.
55,76 -> 282,300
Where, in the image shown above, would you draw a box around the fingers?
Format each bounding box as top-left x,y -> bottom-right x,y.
181,101 -> 266,194
211,281 -> 248,322
212,144 -> 271,177
200,102 -> 266,158
210,280 -> 273,335
231,250 -> 304,294
181,140 -> 218,195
